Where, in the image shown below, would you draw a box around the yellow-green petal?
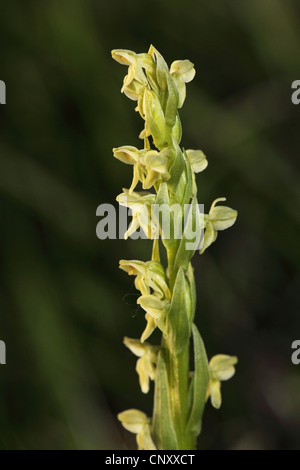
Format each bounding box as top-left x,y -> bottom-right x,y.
112,49 -> 137,66
199,221 -> 217,254
210,378 -> 222,409
143,150 -> 169,174
137,294 -> 168,319
141,313 -> 156,343
170,60 -> 196,83
137,425 -> 156,450
136,357 -> 150,393
117,408 -> 149,434
210,354 -> 238,381
113,146 -> 140,165
123,337 -> 145,357
210,206 -> 238,231
186,149 -> 208,173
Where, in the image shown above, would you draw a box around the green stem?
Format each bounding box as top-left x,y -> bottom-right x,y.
163,340 -> 194,449
167,247 -> 176,290
156,248 -> 196,450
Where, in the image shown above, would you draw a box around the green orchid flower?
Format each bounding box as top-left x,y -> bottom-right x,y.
119,259 -> 170,299
200,198 -> 238,254
123,337 -> 158,394
170,59 -> 196,108
117,409 -> 156,450
137,294 -> 169,342
117,190 -> 157,239
206,354 -> 238,409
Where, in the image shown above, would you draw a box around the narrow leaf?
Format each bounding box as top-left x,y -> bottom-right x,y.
165,73 -> 179,129
167,139 -> 185,192
152,351 -> 178,450
187,324 -> 210,436
174,196 -> 202,272
168,267 -> 190,355
181,150 -> 193,206
154,182 -> 179,250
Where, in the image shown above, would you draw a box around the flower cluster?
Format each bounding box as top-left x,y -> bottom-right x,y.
112,46 -> 238,450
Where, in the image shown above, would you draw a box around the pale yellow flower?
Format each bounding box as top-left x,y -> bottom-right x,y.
170,59 -> 196,108
116,190 -> 157,239
120,259 -> 170,342
137,294 -> 169,342
117,409 -> 156,450
111,49 -> 154,86
123,337 -> 158,394
113,146 -> 140,165
113,146 -> 145,193
186,149 -> 208,195
111,49 -> 156,107
200,198 -> 237,254
120,260 -> 170,342
186,149 -> 208,173
119,259 -> 170,298
206,354 -> 238,409
141,149 -> 170,189
113,147 -> 170,193
122,77 -> 145,101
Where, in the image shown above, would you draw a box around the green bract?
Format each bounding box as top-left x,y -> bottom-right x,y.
112,45 -> 238,450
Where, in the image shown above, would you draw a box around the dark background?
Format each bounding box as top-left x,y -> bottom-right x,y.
0,0 -> 299,450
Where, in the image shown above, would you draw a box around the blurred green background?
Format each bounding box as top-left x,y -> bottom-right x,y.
0,0 -> 300,450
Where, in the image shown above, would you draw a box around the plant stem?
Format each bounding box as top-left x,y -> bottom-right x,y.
164,341 -> 194,449
153,248 -> 196,450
